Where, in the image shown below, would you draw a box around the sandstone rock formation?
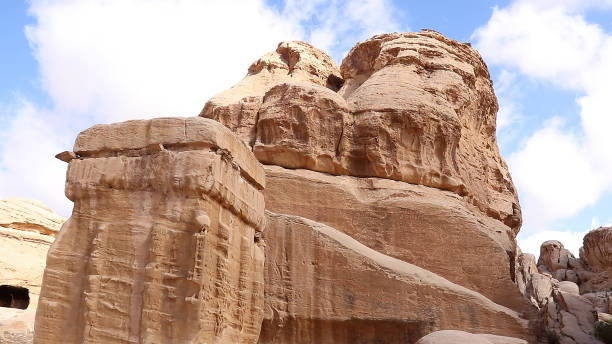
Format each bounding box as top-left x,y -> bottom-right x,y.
260,212 -> 531,344
201,41 -> 342,145
34,117 -> 266,344
517,230 -> 612,344
0,198 -> 63,344
34,30 -> 556,343
0,198 -> 64,237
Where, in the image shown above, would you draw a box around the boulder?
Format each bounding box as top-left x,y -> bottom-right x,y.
416,330 -> 527,344
253,82 -> 350,173
337,30 -> 521,232
34,117 -> 266,344
260,212 -> 533,343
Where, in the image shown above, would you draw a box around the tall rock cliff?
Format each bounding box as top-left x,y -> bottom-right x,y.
203,30 -> 535,343
34,118 -> 266,344
34,30 -> 539,344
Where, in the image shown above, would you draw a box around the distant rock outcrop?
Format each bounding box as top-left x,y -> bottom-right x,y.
0,198 -> 64,237
0,198 -> 63,344
517,228 -> 612,344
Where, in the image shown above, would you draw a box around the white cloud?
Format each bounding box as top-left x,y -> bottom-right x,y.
0,0 -> 402,215
474,1 -> 612,236
494,70 -> 523,129
281,0 -> 402,60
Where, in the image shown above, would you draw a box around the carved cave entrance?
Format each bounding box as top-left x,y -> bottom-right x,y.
0,285 -> 30,309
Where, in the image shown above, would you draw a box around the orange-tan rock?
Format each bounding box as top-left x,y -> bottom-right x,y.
201,41 -> 342,145
237,31 -> 521,232
259,212 -> 533,343
262,165 -> 531,313
34,117 -> 266,344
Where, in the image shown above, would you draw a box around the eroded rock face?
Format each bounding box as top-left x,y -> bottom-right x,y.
582,227 -> 612,273
34,118 -> 266,344
0,199 -> 62,344
260,212 -> 533,344
0,198 -> 65,237
201,41 -> 342,145
262,165 -> 531,313
246,31 -> 520,232
201,30 -> 534,342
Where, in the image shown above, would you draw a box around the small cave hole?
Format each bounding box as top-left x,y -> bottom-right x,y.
0,285 -> 30,310
326,74 -> 345,92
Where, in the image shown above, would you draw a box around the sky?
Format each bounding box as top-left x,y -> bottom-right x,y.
1,0 -> 611,258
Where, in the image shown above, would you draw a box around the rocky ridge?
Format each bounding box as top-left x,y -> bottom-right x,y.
29,30 -> 609,344
517,227 -> 612,344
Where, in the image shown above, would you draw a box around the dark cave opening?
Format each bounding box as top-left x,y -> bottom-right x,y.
0,285 -> 30,310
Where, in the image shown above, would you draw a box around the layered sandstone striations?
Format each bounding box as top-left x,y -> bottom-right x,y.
259,212 -> 532,344
201,30 -> 535,342
249,31 -> 520,231
0,198 -> 64,237
34,118 -> 266,344
0,198 -> 63,344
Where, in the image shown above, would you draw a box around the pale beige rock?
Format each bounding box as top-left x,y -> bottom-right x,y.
201,41 -> 341,144
262,165 -> 532,314
516,252 -> 538,297
558,281 -> 580,295
529,273 -> 554,306
0,227 -> 55,344
34,117 -> 266,344
0,199 -> 62,344
0,198 -> 65,236
260,212 -> 534,344
416,330 -> 528,344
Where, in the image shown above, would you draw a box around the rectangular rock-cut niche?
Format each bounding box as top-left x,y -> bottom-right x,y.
34,117 -> 266,344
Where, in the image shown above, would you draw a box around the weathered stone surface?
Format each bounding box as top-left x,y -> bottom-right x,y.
260,212 -> 533,344
416,330 -> 527,344
253,82 -> 350,173
516,252 -> 538,297
262,165 -> 531,313
0,199 -> 62,344
201,41 -> 341,145
0,227 -> 55,344
337,30 -> 520,232
34,117 -> 266,344
0,198 -> 65,237
582,227 -> 612,272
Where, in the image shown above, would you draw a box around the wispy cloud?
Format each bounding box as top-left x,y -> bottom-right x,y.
0,0 -> 403,215
474,0 -> 612,235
